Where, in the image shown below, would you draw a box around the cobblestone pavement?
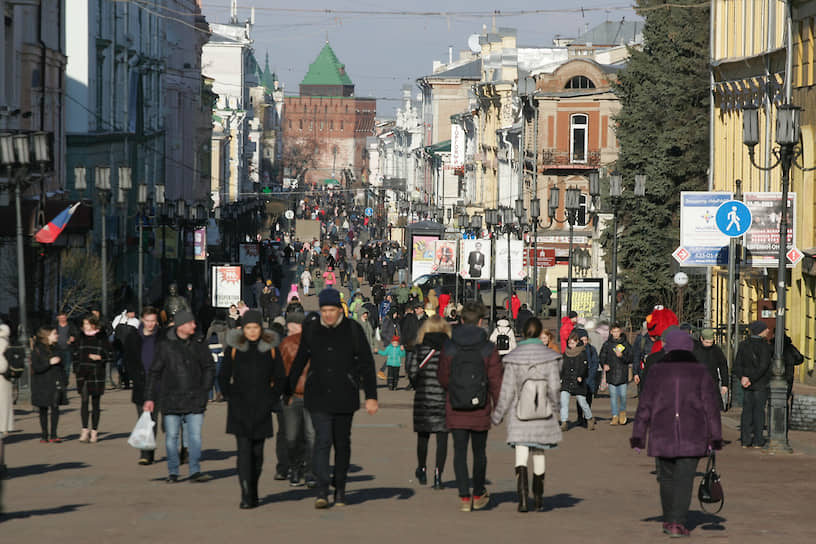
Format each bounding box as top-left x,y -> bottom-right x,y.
2,279 -> 815,542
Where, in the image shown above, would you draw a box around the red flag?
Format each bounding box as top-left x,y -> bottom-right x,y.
34,203 -> 80,244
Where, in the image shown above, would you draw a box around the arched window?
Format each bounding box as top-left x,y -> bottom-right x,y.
570,114 -> 588,163
565,76 -> 595,89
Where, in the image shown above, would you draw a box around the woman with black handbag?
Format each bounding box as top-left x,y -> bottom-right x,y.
31,326 -> 66,442
630,328 -> 723,537
218,310 -> 285,509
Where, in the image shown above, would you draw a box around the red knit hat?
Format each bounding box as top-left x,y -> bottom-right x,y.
392,335 -> 400,343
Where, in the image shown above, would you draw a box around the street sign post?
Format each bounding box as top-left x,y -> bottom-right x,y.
365,207 -> 374,217
715,200 -> 752,237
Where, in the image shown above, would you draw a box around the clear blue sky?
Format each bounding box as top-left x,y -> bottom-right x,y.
200,1 -> 641,116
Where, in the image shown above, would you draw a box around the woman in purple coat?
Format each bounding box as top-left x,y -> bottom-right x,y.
630,328 -> 723,538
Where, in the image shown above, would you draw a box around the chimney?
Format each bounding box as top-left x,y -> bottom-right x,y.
449,45 -> 453,64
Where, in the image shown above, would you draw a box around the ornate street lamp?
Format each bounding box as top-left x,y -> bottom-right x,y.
564,186 -> 581,315
484,208 -> 500,325
95,165 -> 112,319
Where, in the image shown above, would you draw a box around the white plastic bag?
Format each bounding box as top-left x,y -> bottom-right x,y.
128,411 -> 156,450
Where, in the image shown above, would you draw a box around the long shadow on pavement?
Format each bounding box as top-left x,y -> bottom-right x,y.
100,432 -> 131,442
489,491 -> 583,512
344,486 -> 415,504
7,462 -> 89,479
0,503 -> 90,520
3,433 -> 41,445
201,448 -> 236,462
643,512 -> 727,531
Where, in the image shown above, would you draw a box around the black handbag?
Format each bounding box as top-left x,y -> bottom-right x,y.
698,451 -> 724,513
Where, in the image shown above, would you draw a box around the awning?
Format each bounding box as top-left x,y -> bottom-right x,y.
322,178 -> 340,186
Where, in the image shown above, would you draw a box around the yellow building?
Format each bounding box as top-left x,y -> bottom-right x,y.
711,0 -> 816,381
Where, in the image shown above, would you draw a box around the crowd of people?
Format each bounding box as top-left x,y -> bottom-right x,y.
0,211 -> 806,536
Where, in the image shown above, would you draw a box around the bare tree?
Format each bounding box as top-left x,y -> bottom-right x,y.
282,136 -> 319,183
58,249 -> 112,319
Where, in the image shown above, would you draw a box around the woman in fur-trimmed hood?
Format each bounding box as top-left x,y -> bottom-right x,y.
218,310 -> 285,509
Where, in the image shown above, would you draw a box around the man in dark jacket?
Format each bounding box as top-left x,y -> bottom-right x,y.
599,323 -> 633,425
733,320 -> 772,448
692,329 -> 729,407
143,310 -> 215,482
124,306 -> 162,465
287,288 -> 378,509
437,302 -> 502,512
515,304 -> 534,335
401,302 -> 426,353
631,321 -> 654,396
574,328 -> 599,428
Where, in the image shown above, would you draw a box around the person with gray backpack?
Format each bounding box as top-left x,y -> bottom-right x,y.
491,317 -> 562,513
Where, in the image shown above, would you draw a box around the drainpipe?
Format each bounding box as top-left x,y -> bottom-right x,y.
706,0 -> 716,325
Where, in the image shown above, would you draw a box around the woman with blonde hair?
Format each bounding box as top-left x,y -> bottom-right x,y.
539,328 -> 559,352
406,315 -> 452,489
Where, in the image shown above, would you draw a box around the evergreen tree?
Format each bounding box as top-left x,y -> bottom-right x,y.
609,0 -> 710,324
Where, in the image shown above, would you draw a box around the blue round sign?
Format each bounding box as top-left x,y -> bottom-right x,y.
364,207 -> 374,217
715,200 -> 752,237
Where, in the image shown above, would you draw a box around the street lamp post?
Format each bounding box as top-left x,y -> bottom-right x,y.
136,182 -> 149,311
742,104 -> 815,453
530,197 -> 541,315
470,214 -> 482,302
564,187 -> 581,315
95,166 -> 112,319
608,174 -> 622,324
485,208 -> 499,326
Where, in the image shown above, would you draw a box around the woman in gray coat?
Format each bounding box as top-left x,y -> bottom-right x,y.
491,317 -> 562,512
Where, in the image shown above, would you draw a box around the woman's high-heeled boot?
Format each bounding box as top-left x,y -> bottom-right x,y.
432,468 -> 443,489
532,473 -> 546,512
415,466 -> 427,485
515,466 -> 529,513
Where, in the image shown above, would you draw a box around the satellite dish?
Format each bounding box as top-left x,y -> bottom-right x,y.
468,34 -> 482,53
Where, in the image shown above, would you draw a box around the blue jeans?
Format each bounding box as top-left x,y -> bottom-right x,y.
608,383 -> 627,416
164,413 -> 204,476
560,391 -> 592,421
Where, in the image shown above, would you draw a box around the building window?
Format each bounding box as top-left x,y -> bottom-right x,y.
324,105 -> 328,113
320,121 -> 324,130
288,120 -> 292,129
303,105 -> 307,112
346,105 -> 349,113
570,114 -> 588,163
330,120 -> 334,130
309,121 -> 313,130
299,119 -> 302,130
341,120 -> 344,131
565,76 -> 595,89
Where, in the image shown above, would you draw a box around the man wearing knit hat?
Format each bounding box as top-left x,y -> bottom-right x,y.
733,320 -> 772,448
144,309 -> 215,482
288,288 -> 378,508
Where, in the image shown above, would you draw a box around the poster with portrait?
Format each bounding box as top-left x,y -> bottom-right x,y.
459,238 -> 491,280
411,235 -> 439,280
433,240 -> 457,273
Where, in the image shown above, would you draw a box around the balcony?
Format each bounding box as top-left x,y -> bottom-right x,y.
539,148 -> 601,171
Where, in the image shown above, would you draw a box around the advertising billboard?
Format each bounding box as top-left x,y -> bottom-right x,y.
459,239 -> 491,280
433,239 -> 457,274
557,277 -> 604,320
411,235 -> 439,280
743,192 -> 796,267
211,265 -> 242,308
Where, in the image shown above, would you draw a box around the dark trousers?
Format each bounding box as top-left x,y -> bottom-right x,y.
451,429 -> 487,498
740,387 -> 768,446
656,457 -> 700,526
236,436 -> 265,503
275,412 -> 288,475
576,391 -> 594,426
38,406 -> 59,440
417,431 -> 448,471
310,411 -> 354,497
387,366 -> 400,390
136,405 -> 159,461
80,393 -> 101,430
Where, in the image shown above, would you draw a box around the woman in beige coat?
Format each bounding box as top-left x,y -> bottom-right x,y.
0,323 -> 15,479
491,317 -> 562,513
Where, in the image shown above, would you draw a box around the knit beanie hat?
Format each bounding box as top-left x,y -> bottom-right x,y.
748,320 -> 768,335
174,310 -> 195,326
318,288 -> 343,308
285,311 -> 305,325
663,327 -> 694,353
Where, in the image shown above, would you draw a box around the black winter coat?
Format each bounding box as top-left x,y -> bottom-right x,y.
31,343 -> 65,407
74,331 -> 112,396
146,327 -> 215,415
406,332 -> 448,433
288,315 -> 378,414
124,325 -> 162,405
692,341 -> 729,391
560,346 -> 589,396
219,329 -> 285,439
733,336 -> 772,391
599,336 -> 633,386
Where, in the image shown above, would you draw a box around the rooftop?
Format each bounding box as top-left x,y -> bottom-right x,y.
301,42 -> 354,87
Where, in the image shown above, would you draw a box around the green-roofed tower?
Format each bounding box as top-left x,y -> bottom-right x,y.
299,42 -> 355,97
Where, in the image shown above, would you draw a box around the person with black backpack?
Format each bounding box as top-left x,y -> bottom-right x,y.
489,317 -> 517,357
491,317 -> 562,512
437,302 -> 502,512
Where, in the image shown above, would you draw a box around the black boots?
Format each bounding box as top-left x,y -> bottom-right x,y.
415,466 -> 427,485
240,479 -> 254,509
516,466 -> 529,513
432,468 -> 443,490
532,473 -> 546,512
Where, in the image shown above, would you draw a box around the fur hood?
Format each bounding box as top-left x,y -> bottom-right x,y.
226,328 -> 281,353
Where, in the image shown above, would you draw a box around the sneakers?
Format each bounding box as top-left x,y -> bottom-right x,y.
166,474 -> 179,483
610,415 -> 620,426
315,496 -> 330,509
189,472 -> 213,483
560,421 -> 569,432
49,438 -> 63,443
666,523 -> 690,537
273,470 -> 288,481
472,491 -> 490,510
619,411 -> 628,425
138,458 -> 152,466
459,496 -> 472,512
39,439 -> 48,444
289,468 -> 303,487
334,489 -> 346,506
377,371 -> 387,380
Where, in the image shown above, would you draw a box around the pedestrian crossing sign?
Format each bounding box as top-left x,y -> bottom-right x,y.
715,200 -> 752,237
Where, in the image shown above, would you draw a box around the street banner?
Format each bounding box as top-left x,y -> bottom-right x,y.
211,265 -> 242,308
523,248 -> 556,267
451,124 -> 465,168
193,228 -> 206,261
743,192 -> 796,267
239,243 -> 260,269
494,236 -> 527,281
459,238 -> 491,280
411,235 -> 439,280
557,277 -> 604,320
679,192 -> 732,266
432,240 -> 457,274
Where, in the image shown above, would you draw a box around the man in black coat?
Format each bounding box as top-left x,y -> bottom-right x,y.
515,304 -> 534,335
733,320 -> 772,448
692,329 -> 729,405
124,306 -> 162,465
287,288 -> 378,509
143,310 -> 215,482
